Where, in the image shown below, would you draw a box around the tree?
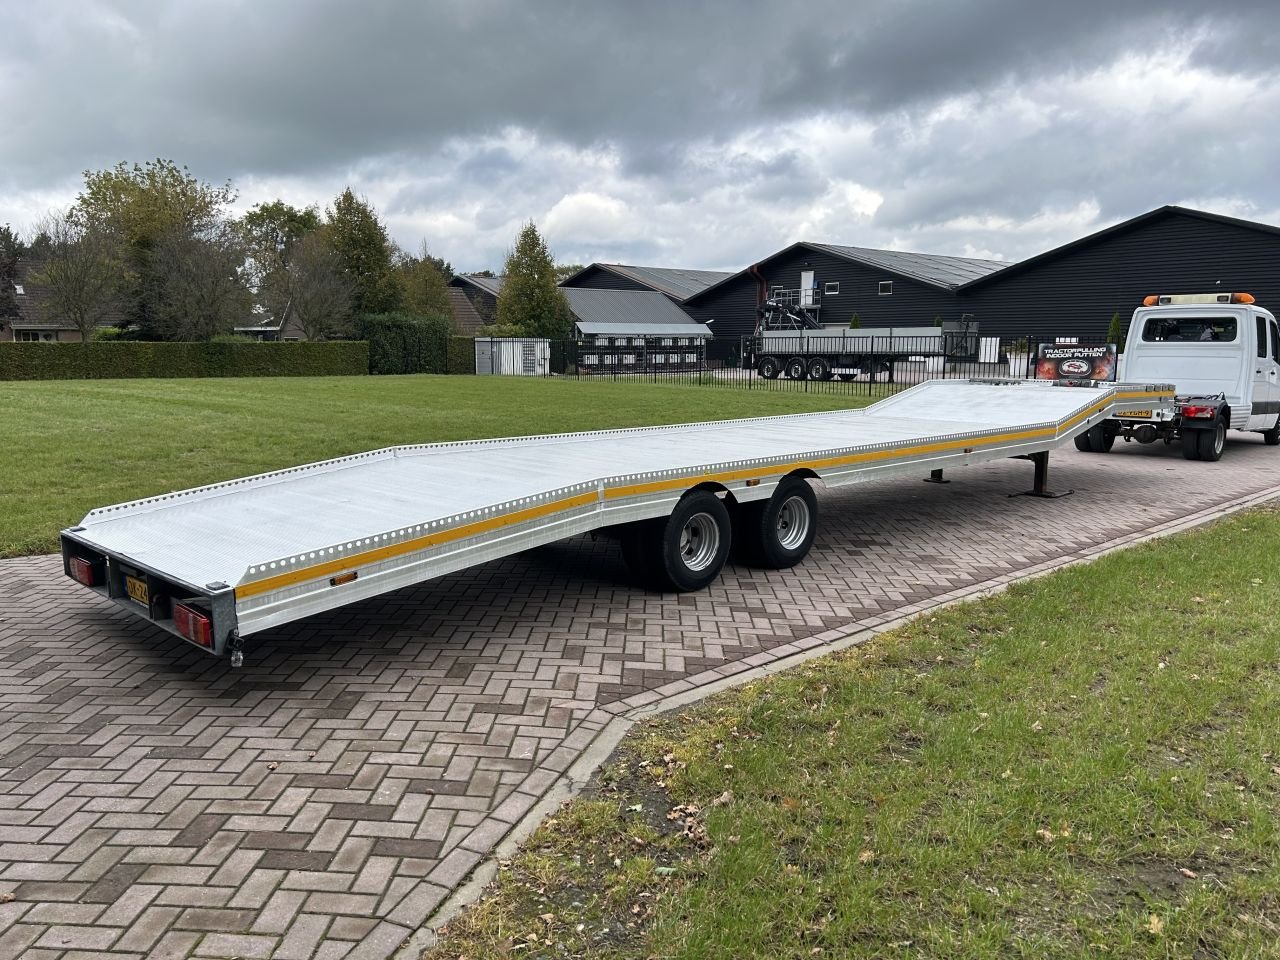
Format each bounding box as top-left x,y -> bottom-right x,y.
325,188 -> 401,315
496,221 -> 573,339
144,222 -> 251,341
286,232 -> 353,341
1107,311 -> 1125,350
239,201 -> 324,327
26,212 -> 124,340
397,243 -> 452,321
71,159 -> 238,333
0,224 -> 23,322
554,262 -> 586,283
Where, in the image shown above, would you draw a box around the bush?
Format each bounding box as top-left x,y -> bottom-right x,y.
357,312 -> 453,375
0,341 -> 369,380
447,336 -> 475,375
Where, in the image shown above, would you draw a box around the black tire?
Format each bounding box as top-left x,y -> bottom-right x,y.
784,356 -> 808,380
757,355 -> 782,379
1073,433 -> 1092,452
1180,429 -> 1202,460
1196,419 -> 1226,462
733,477 -> 818,569
807,357 -> 833,381
1262,421 -> 1280,446
625,491 -> 731,592
1087,424 -> 1115,453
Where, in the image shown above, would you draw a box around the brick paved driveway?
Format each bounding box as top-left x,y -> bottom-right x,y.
2,438 -> 1279,960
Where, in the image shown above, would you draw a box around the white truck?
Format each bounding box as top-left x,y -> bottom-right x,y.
1076,292 -> 1280,461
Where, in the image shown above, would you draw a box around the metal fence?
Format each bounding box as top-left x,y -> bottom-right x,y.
470,334 -> 1113,396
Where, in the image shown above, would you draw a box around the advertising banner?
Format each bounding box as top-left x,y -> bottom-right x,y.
1035,344 -> 1117,381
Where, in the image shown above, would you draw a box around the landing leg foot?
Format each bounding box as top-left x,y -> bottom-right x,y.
923,469 -> 950,484
229,632 -> 245,669
1009,452 -> 1073,499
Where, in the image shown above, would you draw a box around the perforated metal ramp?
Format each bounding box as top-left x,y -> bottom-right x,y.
62,378 -> 1173,648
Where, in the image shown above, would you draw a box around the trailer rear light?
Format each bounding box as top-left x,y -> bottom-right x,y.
174,603 -> 213,648
68,556 -> 100,586
1179,404 -> 1217,418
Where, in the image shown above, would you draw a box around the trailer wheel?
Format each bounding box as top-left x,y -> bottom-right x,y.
1262,422 -> 1280,446
623,491 -> 731,592
1180,429 -> 1202,461
734,477 -> 818,569
784,357 -> 808,380
1087,424 -> 1115,453
1073,433 -> 1092,452
757,355 -> 782,379
1196,419 -> 1226,462
806,357 -> 833,381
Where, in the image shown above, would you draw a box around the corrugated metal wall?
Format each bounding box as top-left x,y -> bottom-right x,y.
959,213 -> 1280,339
560,266 -> 652,294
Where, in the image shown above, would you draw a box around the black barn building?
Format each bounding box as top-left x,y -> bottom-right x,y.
559,263 -> 734,305
682,243 -> 1006,359
956,206 -> 1280,340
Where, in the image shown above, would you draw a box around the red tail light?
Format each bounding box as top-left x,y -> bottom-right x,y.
68,556 -> 100,586
174,603 -> 213,648
1179,404 -> 1217,419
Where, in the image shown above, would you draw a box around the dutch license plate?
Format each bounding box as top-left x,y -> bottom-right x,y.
1116,409 -> 1152,418
124,574 -> 149,607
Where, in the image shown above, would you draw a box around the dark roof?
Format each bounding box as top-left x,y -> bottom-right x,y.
10,259 -> 127,330
685,241 -> 1010,303
452,274 -> 504,297
562,263 -> 735,300
447,287 -> 485,335
807,243 -> 1008,287
561,288 -> 706,334
958,204 -> 1280,290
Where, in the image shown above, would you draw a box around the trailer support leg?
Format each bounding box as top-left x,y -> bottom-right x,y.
229,632 -> 244,669
1009,452 -> 1073,499
923,469 -> 950,484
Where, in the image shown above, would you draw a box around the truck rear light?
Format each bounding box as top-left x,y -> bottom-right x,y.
68,556 -> 100,586
1179,404 -> 1217,419
174,603 -> 213,648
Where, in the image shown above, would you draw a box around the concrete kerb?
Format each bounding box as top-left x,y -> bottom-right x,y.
393,480 -> 1280,959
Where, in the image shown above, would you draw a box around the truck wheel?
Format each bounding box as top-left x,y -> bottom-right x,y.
784,357 -> 808,380
1180,429 -> 1202,461
1196,419 -> 1226,462
1087,424 -> 1115,453
757,355 -> 782,379
624,491 -> 731,592
1073,433 -> 1092,452
734,477 -> 818,569
1262,422 -> 1280,446
807,357 -> 833,381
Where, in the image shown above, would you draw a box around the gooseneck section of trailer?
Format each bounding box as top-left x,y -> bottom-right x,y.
60,378 -> 1174,661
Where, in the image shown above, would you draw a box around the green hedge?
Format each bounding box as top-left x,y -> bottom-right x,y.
0,341 -> 369,381
447,336 -> 475,375
357,312 -> 456,375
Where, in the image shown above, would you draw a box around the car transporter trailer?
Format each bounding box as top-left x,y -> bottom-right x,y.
60,378 -> 1174,666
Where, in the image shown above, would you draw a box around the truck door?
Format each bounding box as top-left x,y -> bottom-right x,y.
1249,315 -> 1280,429
1265,318 -> 1280,428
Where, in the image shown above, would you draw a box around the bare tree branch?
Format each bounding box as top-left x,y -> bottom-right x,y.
28,211 -> 125,340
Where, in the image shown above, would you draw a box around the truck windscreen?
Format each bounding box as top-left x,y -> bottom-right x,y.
1140,316 -> 1238,343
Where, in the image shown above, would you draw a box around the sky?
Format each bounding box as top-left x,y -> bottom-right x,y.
2,0 -> 1278,273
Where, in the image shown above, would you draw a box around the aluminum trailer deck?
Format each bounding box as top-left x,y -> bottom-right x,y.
60,378 -> 1173,663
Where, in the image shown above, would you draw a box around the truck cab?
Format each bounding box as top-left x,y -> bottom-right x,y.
1100,292 -> 1280,460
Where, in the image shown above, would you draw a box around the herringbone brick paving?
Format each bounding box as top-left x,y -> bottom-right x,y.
1,439 -> 1278,959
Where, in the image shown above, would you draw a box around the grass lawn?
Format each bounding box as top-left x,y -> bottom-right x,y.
0,375 -> 872,558
428,508 -> 1280,959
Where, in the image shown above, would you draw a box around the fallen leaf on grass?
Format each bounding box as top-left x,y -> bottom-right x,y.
1147,914 -> 1165,935
1036,828 -> 1055,844
1030,721 -> 1043,732
858,849 -> 876,864
1180,868 -> 1198,879
712,791 -> 734,807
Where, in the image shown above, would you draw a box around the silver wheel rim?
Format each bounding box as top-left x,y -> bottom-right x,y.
679,512 -> 720,572
1214,423 -> 1225,455
775,495 -> 810,551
